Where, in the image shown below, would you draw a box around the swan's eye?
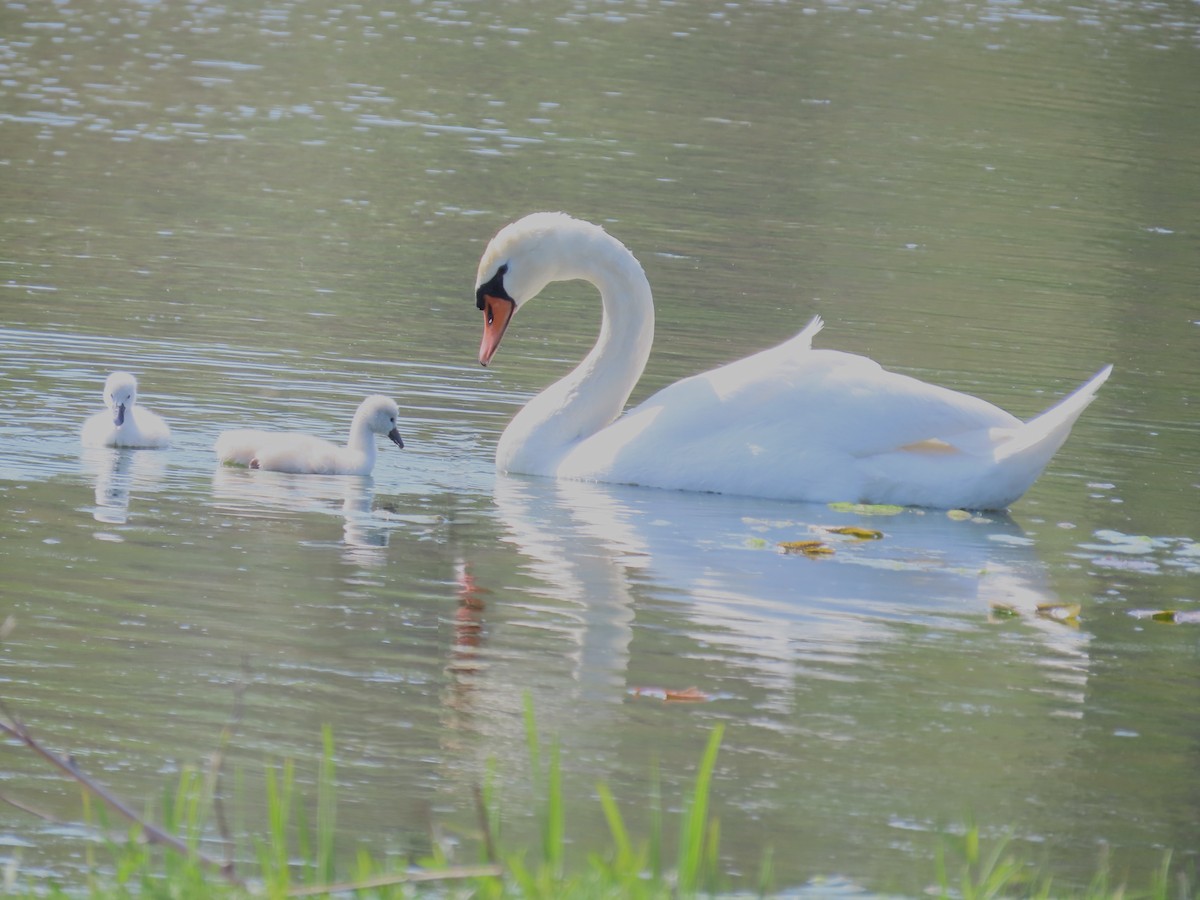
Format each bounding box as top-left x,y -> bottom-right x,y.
475,263 -> 511,311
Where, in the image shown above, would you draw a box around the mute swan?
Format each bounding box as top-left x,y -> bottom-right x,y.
474,212 -> 1112,510
80,371 -> 171,449
214,394 -> 404,476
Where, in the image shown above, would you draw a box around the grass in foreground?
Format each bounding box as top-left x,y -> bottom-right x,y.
1,698 -> 1192,899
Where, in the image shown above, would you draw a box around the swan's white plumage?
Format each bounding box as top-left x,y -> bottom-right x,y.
214,395 -> 404,476
475,212 -> 1112,510
80,371 -> 171,449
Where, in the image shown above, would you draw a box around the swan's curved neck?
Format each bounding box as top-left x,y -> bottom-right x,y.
346,414 -> 377,464
498,232 -> 654,474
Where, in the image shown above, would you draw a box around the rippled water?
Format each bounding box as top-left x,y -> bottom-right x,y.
2,0 -> 1199,893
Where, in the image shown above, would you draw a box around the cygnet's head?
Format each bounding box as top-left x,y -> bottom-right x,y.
357,395 -> 404,448
103,372 -> 139,426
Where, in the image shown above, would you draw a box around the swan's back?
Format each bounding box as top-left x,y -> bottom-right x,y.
556,327 -> 1107,508
215,430 -> 370,476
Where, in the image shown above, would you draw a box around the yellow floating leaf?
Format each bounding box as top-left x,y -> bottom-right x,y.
946,509 -> 973,521
1036,603 -> 1082,625
1130,609 -> 1200,624
779,540 -> 835,557
828,502 -> 904,516
824,526 -> 884,541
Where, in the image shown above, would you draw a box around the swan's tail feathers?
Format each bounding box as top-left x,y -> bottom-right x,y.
214,429 -> 265,467
792,314 -> 824,348
997,364 -> 1113,464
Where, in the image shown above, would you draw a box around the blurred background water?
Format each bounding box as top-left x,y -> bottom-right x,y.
1,0 -> 1198,892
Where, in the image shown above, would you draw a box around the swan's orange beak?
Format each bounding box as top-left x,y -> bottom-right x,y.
479,295 -> 515,367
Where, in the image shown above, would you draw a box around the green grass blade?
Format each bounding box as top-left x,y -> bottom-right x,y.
481,757 -> 503,864
546,738 -> 564,875
757,844 -> 775,898
677,724 -> 724,894
316,725 -> 337,885
595,782 -> 633,870
704,814 -> 722,892
648,761 -> 663,882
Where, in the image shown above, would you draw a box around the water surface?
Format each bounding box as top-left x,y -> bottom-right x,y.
2,0 -> 1199,893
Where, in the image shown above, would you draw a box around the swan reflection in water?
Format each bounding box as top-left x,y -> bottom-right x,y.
80,446 -> 169,525
210,467 -> 394,567
452,475 -> 1090,732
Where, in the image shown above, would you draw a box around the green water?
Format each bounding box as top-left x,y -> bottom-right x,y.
2,0 -> 1198,893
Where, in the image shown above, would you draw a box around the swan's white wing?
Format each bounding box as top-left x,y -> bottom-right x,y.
558,338 -> 1024,500
589,346 -> 1018,456
81,411 -> 116,448
251,435 -> 349,475
126,407 -> 172,448
215,430 -> 364,475
214,429 -> 275,467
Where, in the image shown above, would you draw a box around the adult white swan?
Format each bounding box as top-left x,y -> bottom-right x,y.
81,371 -> 171,449
474,212 -> 1112,510
214,395 -> 404,476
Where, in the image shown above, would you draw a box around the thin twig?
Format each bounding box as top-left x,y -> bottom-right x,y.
0,790 -> 60,824
285,863 -> 504,897
0,704 -> 244,887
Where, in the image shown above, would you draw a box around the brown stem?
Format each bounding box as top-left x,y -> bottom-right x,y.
0,706 -> 243,886
0,790 -> 60,824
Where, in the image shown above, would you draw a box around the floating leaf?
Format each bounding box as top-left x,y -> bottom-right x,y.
629,686 -> 713,702
946,509 -> 973,521
778,540 -> 835,557
744,537 -> 769,549
1036,602 -> 1081,626
824,526 -> 884,541
989,603 -> 1020,620
664,686 -> 711,702
1093,529 -> 1156,546
1130,609 -> 1200,625
828,502 -> 904,516
1091,556 -> 1161,573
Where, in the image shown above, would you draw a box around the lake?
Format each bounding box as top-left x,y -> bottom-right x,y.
1,0 -> 1198,893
